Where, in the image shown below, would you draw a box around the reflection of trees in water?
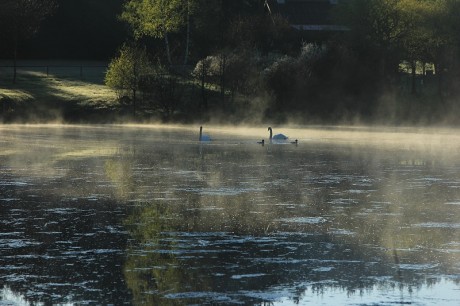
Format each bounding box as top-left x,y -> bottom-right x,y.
123,196 -> 457,305
123,202 -> 214,305
2,127 -> 459,304
105,155 -> 136,199
121,143 -> 460,304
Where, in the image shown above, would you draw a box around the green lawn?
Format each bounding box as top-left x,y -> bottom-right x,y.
0,60 -> 123,123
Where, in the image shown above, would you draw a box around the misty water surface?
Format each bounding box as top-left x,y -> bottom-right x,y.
0,125 -> 459,305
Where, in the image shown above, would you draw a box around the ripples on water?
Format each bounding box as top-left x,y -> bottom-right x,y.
0,125 -> 459,305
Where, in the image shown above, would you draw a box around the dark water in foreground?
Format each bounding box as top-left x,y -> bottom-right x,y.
0,125 -> 459,305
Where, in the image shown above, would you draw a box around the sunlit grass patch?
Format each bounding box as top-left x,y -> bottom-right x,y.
46,78 -> 117,105
0,89 -> 34,102
1,67 -> 116,104
6,77 -> 112,98
0,61 -> 121,122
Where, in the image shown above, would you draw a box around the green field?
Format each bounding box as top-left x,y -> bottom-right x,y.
0,60 -> 123,123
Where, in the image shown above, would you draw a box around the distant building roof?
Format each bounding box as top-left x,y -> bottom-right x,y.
268,0 -> 347,31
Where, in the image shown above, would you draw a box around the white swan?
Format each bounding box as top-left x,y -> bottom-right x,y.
268,127 -> 288,143
267,127 -> 298,145
199,126 -> 211,141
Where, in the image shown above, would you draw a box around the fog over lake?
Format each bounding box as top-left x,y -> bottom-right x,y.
0,124 -> 459,305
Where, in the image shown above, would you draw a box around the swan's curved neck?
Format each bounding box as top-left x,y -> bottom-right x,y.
199,126 -> 203,141
268,127 -> 272,139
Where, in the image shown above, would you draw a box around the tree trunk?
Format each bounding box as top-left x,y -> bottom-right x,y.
164,33 -> 172,66
379,55 -> 386,80
13,34 -> 18,84
183,0 -> 190,66
411,61 -> 416,95
220,54 -> 226,108
200,63 -> 207,110
434,62 -> 443,96
132,89 -> 137,117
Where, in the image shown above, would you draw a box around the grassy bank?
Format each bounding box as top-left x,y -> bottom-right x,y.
0,60 -> 258,125
0,60 -> 124,123
1,60 -> 459,126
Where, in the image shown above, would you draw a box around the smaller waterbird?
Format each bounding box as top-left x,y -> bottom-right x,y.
257,139 -> 265,146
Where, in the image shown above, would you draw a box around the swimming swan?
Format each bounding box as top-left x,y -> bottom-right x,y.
268,127 -> 288,143
199,126 -> 211,141
267,127 -> 298,145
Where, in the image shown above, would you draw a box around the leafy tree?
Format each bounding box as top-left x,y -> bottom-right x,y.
226,13 -> 293,54
425,0 -> 460,96
0,0 -> 56,83
444,0 -> 460,94
190,0 -> 265,58
120,0 -> 272,66
140,74 -> 183,120
263,44 -> 330,113
105,44 -> 153,116
192,56 -> 212,110
335,0 -> 408,82
397,0 -> 437,94
121,0 -> 196,66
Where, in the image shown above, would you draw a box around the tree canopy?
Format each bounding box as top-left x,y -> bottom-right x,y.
2,0 -> 460,124
0,0 -> 56,42
0,0 -> 56,82
121,0 -> 188,39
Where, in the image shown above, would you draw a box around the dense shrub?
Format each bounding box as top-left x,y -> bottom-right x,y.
105,44 -> 153,100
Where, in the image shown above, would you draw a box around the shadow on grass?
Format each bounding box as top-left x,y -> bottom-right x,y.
0,66 -> 132,123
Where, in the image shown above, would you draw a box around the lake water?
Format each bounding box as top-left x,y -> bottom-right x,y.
0,125 -> 459,305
